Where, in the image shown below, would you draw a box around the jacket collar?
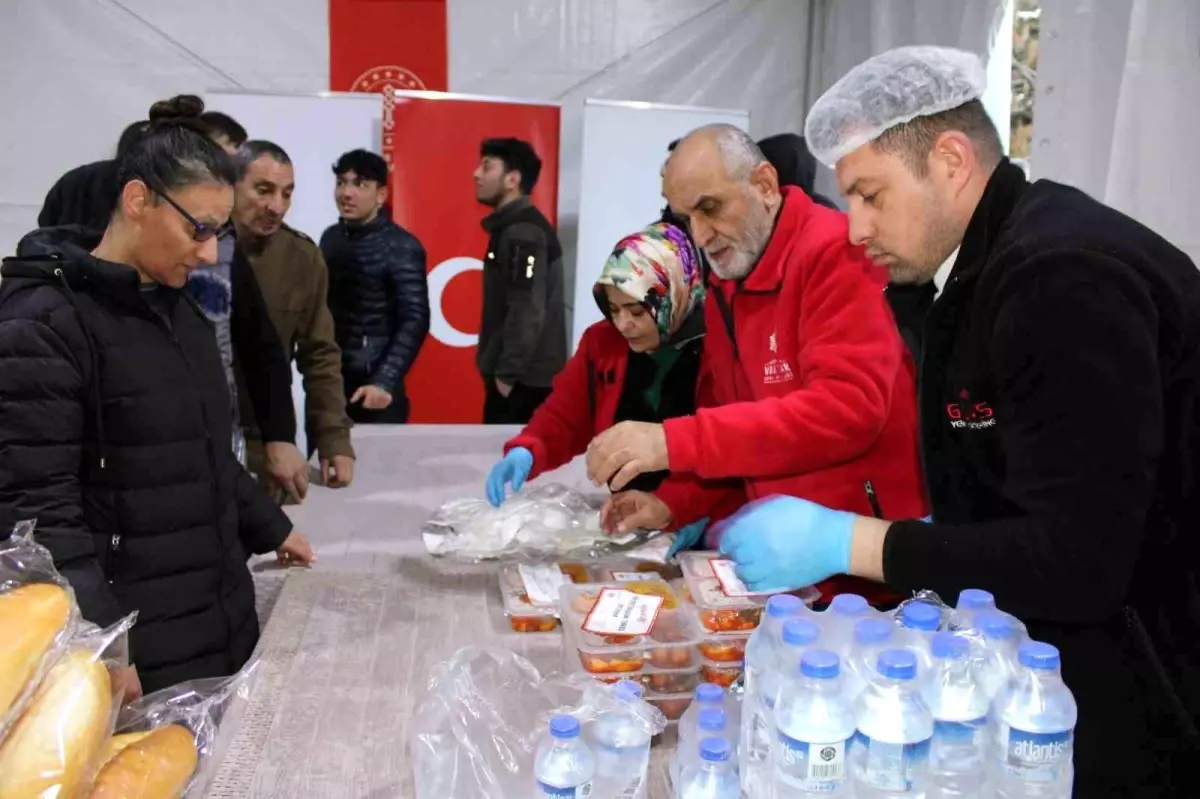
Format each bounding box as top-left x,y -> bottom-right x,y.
3,226 -> 146,308
481,196 -> 533,234
947,159 -> 1029,284
339,211 -> 391,239
731,186 -> 807,293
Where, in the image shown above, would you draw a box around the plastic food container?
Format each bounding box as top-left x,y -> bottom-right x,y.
641,665 -> 701,695
498,562 -> 596,633
593,559 -> 679,583
697,633 -> 750,663
678,552 -> 819,634
648,693 -> 693,722
560,581 -> 702,676
700,658 -> 744,688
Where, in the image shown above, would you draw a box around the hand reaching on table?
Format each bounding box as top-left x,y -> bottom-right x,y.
600,490 -> 673,535
486,448 -> 534,507
276,531 -> 316,567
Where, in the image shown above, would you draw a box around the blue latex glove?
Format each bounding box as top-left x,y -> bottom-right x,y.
716,495 -> 855,592
666,517 -> 710,559
486,447 -> 534,507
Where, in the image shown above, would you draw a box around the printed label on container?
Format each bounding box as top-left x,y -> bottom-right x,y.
695,577 -> 751,609
710,558 -> 766,597
582,588 -> 664,636
610,571 -> 649,582
1002,726 -> 1072,782
775,731 -> 849,790
519,563 -> 569,606
537,779 -> 594,798
853,732 -> 931,791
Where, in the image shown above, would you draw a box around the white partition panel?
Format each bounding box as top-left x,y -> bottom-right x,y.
571,100 -> 749,351
203,91 -> 383,242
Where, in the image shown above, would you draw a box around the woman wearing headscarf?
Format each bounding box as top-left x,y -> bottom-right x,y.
484,222 -> 717,552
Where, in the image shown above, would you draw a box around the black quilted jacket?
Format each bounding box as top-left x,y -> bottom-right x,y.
320,215 -> 430,397
0,227 -> 292,693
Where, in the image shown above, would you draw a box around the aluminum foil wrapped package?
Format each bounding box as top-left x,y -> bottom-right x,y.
422,483 -> 664,562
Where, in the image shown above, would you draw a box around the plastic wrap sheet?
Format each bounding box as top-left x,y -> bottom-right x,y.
410,646 -> 667,799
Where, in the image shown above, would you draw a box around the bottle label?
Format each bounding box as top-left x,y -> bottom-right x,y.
1001,726 -> 1072,782
775,731 -> 850,790
853,732 -> 932,791
537,779 -> 594,798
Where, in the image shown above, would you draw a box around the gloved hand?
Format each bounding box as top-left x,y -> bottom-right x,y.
486,447 -> 534,507
716,495 -> 855,592
666,517 -> 710,559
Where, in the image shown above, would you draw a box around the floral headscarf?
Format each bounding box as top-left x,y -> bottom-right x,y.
593,222 -> 705,344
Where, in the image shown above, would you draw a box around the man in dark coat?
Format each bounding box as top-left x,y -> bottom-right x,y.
321,149 -> 430,423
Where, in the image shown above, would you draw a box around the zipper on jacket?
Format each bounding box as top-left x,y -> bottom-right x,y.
107,534 -> 122,584
863,480 -> 884,519
1124,605 -> 1199,740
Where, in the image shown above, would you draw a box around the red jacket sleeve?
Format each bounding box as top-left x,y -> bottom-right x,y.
664,242 -> 900,479
504,330 -> 595,478
654,474 -> 747,528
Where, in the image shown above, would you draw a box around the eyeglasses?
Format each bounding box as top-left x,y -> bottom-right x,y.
137,174 -> 233,242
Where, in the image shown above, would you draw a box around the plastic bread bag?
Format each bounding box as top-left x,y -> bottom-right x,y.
0,612 -> 136,799
0,519 -> 83,740
422,483 -> 633,562
93,657 -> 261,799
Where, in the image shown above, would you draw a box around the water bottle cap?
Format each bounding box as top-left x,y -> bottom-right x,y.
549,714 -> 580,739
695,682 -> 724,704
901,601 -> 940,631
877,649 -> 918,680
975,610 -> 1016,640
699,736 -> 731,762
931,631 -> 969,660
829,593 -> 868,616
613,680 -> 643,701
698,707 -> 727,732
1018,641 -> 1061,670
800,649 -> 840,679
854,617 -> 894,645
957,588 -> 996,612
782,618 -> 821,647
766,594 -> 804,618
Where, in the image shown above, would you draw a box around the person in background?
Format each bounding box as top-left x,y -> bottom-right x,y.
756,132 -> 840,209
37,97 -> 308,503
485,222 -> 727,555
473,137 -> 566,424
321,149 -> 429,423
0,102 -> 313,695
232,141 -> 356,492
587,124 -> 928,607
714,46 -> 1200,794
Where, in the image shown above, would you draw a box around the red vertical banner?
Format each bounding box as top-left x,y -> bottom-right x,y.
328,0 -> 448,93
383,92 -> 561,423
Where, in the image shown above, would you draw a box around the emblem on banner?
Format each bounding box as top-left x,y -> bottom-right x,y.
353,66 -> 426,177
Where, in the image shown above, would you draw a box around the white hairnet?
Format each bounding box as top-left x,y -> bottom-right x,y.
804,46 -> 987,168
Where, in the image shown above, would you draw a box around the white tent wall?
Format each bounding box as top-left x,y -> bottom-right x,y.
1034,0 -> 1200,265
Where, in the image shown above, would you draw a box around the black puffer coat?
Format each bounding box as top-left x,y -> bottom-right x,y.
0,227 -> 292,693
321,215 -> 429,397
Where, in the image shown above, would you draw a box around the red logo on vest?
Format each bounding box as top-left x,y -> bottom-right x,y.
947,388 -> 995,430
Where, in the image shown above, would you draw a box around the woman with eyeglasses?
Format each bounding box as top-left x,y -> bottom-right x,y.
0,107 -> 314,697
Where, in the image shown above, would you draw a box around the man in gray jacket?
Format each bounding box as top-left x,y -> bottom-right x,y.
473,138 -> 566,424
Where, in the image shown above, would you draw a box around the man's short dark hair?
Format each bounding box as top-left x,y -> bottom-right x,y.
236,140 -> 292,179
199,111 -> 248,147
874,99 -> 1003,176
332,149 -> 389,185
480,138 -> 542,194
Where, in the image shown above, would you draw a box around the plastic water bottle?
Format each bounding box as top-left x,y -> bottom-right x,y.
823,593 -> 870,657
742,595 -> 805,798
900,601 -> 941,675
972,611 -> 1020,699
923,632 -> 989,798
675,684 -> 729,786
954,589 -> 996,630
593,680 -> 651,799
845,618 -> 896,701
773,618 -> 824,699
852,649 -> 934,798
535,714 -> 596,798
677,737 -> 740,799
990,642 -> 1077,798
773,649 -> 856,796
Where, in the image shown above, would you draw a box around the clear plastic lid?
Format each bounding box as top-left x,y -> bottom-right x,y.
559,581 -> 701,662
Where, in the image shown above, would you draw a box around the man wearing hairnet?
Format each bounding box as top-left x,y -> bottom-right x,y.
714,46 -> 1200,795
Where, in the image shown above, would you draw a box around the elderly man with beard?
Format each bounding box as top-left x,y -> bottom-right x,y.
591,124 -> 928,606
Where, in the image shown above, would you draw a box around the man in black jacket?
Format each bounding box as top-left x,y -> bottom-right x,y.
473,138 -> 566,424
715,46 -> 1200,795
321,149 -> 429,423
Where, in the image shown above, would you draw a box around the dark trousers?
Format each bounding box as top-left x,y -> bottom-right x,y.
483,380 -> 552,425
344,371 -> 410,425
